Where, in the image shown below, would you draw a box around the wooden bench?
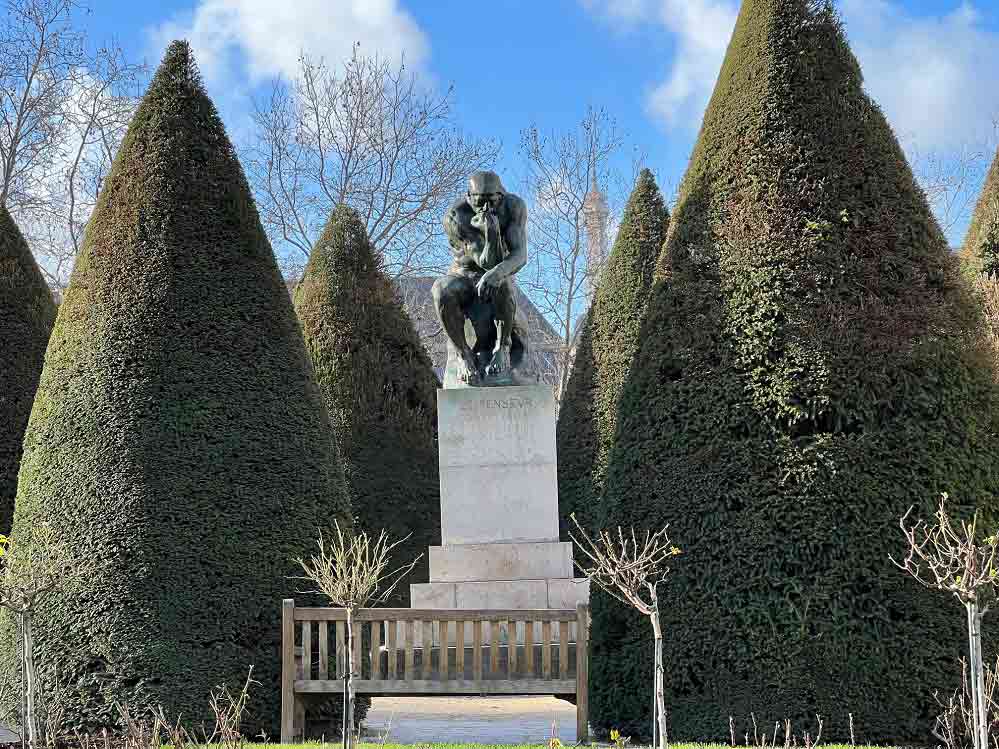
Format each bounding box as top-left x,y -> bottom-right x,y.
280,600 -> 590,743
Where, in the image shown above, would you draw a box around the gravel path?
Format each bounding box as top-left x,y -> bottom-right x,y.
362,696 -> 579,744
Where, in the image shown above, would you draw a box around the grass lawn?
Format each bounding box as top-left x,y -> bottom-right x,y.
256,741 -> 891,749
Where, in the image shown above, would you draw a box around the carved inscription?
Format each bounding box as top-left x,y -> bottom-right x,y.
460,396 -> 534,413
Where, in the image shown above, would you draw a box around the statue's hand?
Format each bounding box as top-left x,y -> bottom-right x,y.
476,269 -> 501,299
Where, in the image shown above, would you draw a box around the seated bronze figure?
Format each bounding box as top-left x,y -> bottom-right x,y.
433,170 -> 531,387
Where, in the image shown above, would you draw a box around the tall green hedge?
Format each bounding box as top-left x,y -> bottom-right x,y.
963,145 -> 999,277
0,206 -> 55,534
293,205 -> 440,605
590,0 -> 999,742
557,169 -> 668,535
3,41 -> 351,734
961,147 -> 999,376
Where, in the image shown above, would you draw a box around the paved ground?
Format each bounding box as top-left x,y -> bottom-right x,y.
0,696 -> 579,746
362,695 -> 579,744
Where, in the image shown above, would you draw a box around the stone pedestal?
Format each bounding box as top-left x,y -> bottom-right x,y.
411,385 -> 589,631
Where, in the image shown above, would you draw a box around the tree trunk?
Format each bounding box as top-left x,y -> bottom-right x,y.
21,613 -> 39,748
344,610 -> 355,749
968,601 -> 989,749
649,611 -> 667,749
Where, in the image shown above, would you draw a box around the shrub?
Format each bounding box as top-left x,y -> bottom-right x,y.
293,205 -> 440,605
2,41 -> 351,735
557,169 -> 668,534
0,206 -> 55,534
962,147 -> 999,382
963,146 -> 999,278
591,0 -> 999,742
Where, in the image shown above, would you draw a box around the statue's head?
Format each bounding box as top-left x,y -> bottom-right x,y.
467,171 -> 505,212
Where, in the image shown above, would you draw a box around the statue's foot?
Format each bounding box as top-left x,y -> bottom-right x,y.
485,346 -> 512,377
456,350 -> 480,384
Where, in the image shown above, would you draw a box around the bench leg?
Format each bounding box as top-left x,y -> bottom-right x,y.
294,697 -> 305,740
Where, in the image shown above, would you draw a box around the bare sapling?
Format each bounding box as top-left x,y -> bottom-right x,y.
0,522 -> 85,747
569,513 -> 681,749
294,522 -> 421,749
933,656 -> 999,749
892,494 -> 999,749
201,666 -> 258,749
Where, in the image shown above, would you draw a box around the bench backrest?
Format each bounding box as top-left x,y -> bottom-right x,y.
279,600 -> 590,741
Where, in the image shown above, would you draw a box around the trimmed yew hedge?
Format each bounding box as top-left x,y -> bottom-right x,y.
3,41 -> 351,734
293,205 -> 440,605
0,206 -> 55,535
963,145 -> 999,277
557,169 -> 669,535
589,0 -> 999,742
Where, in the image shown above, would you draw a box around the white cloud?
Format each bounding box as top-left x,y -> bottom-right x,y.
150,0 -> 430,87
583,0 -> 999,154
840,0 -> 999,152
581,0 -> 738,129
579,0 -> 657,23
644,0 -> 739,129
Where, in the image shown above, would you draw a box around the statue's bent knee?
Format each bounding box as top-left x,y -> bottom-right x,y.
433,276 -> 469,309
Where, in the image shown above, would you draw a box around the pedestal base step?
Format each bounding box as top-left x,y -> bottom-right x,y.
411,577 -> 589,610
429,541 -> 575,582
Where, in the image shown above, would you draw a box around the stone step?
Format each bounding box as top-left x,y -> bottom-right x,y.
411,577 -> 589,610
429,541 -> 575,582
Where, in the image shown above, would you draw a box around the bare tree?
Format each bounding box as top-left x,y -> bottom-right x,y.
900,118 -> 999,244
1,0 -> 143,289
892,495 -> 999,749
912,144 -> 993,240
0,522 -> 86,747
245,45 -> 499,280
518,107 -> 623,398
0,0 -> 80,211
569,513 -> 681,749
294,522 -> 420,749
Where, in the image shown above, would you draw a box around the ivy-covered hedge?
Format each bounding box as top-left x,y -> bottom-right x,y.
557,169 -> 668,535
590,0 -> 999,743
0,206 -> 55,535
3,41 -> 351,734
293,205 -> 440,605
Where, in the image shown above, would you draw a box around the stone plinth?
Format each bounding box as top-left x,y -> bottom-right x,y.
436,385 -> 560,545
411,385 -> 588,637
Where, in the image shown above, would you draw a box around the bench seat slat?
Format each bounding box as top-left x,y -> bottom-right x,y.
295,678 -> 577,695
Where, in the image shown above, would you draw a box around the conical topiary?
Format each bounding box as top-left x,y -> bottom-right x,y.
293,204 -> 440,604
3,41 -> 351,733
591,0 -> 999,742
962,147 -> 999,376
0,206 -> 56,534
963,146 -> 999,277
557,169 -> 668,535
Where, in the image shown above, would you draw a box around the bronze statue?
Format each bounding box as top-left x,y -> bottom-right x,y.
434,170 -> 531,387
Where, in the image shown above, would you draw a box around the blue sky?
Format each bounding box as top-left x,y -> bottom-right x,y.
85,0 -> 999,244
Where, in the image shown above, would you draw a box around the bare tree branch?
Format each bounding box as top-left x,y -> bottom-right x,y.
517,107 -> 624,400
893,494 -> 999,749
1,0 -> 144,289
570,513 -> 680,749
245,46 -> 499,281
294,521 -> 421,749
